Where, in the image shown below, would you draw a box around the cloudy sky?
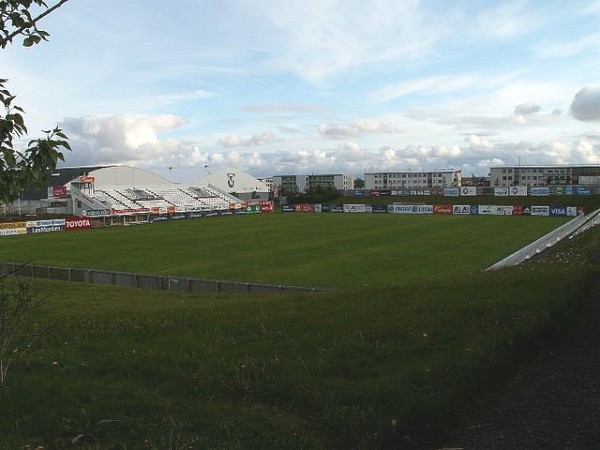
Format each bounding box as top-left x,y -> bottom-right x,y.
2,0 -> 600,182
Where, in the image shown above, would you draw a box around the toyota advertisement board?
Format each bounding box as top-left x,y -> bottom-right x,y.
65,217 -> 92,231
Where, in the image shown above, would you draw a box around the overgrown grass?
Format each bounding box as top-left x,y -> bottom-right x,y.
0,246 -> 595,448
1,214 -> 597,449
0,214 -> 568,288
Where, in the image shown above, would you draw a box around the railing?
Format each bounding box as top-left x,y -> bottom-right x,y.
487,208 -> 600,270
0,261 -> 328,295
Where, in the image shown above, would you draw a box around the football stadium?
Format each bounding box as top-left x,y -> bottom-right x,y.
1,162 -> 600,449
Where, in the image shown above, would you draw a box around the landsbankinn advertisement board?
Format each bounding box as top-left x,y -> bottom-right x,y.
28,226 -> 64,234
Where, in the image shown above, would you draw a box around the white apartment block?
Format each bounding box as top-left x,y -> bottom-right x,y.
273,174 -> 354,194
364,170 -> 461,190
489,165 -> 600,187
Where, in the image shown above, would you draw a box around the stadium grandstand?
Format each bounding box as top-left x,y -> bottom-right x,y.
3,165 -> 244,223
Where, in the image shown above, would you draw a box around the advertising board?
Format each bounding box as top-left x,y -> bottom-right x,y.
549,206 -> 567,217
452,205 -> 472,215
509,186 -> 528,196
494,187 -> 509,197
0,228 -> 27,236
433,204 -> 453,215
82,209 -> 111,217
388,204 -> 433,214
111,208 -> 151,215
576,187 -> 592,196
531,206 -> 550,216
444,188 -> 460,197
321,204 -> 344,213
150,214 -> 170,222
28,226 -> 63,234
512,205 -> 524,216
26,219 -> 66,228
245,205 -> 262,214
53,186 -> 67,198
281,205 -> 295,212
372,204 -> 388,213
294,204 -> 316,213
343,204 -> 367,213
530,187 -> 550,196
460,187 -> 477,196
260,201 -> 274,213
555,186 -> 574,196
476,205 -> 512,215
494,206 -> 514,216
0,221 -> 26,230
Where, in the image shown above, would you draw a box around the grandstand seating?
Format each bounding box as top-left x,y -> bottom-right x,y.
83,184 -> 239,212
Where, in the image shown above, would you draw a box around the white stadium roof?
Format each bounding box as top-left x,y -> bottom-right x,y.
195,168 -> 269,194
66,166 -> 174,188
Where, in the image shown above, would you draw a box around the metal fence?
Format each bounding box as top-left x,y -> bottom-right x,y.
0,261 -> 328,295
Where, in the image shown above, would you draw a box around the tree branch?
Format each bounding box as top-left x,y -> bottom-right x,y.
0,0 -> 71,48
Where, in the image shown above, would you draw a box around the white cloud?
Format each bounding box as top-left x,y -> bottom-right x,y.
318,118 -> 401,139
317,123 -> 361,139
467,134 -> 494,150
217,130 -> 279,147
570,86 -> 600,122
514,102 -> 541,116
61,114 -> 189,165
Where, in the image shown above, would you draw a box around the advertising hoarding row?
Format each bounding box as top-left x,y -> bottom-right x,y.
350,186 -> 596,197
281,204 -> 583,217
0,201 -> 275,238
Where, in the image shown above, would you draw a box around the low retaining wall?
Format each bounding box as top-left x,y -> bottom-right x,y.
0,262 -> 328,295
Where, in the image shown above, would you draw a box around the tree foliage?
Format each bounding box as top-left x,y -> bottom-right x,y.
0,0 -> 71,204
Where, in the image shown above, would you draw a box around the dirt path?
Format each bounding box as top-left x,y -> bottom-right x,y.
438,283 -> 600,449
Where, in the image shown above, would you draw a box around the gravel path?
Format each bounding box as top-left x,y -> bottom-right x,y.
438,282 -> 600,450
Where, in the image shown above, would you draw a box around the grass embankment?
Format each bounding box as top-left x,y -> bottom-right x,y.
1,229 -> 597,449
0,214 -> 568,288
